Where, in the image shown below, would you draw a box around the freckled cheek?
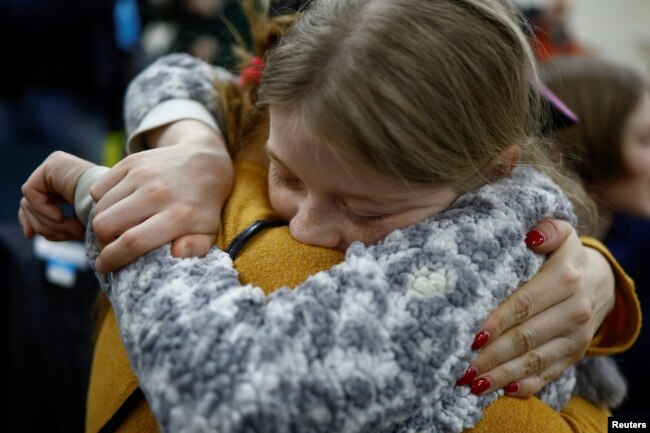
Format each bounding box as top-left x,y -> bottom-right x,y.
267,183 -> 297,221
345,225 -> 395,247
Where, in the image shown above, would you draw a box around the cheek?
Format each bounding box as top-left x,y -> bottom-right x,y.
602,178 -> 650,217
344,226 -> 392,247
267,183 -> 297,221
626,150 -> 650,176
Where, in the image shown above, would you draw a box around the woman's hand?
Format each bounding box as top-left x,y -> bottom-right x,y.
456,218 -> 616,396
19,151 -> 95,241
90,120 -> 234,272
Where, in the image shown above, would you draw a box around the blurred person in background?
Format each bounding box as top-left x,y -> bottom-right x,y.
0,1 -> 146,432
542,56 -> 650,416
517,0 -> 587,63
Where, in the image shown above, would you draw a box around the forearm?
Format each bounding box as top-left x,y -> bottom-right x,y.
124,53 -> 233,153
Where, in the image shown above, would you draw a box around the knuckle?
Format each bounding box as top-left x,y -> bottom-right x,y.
513,327 -> 536,355
89,183 -> 100,199
50,150 -> 66,161
121,230 -> 144,251
568,333 -> 590,358
92,214 -> 110,238
147,181 -> 171,200
537,369 -> 554,388
122,152 -> 138,165
171,204 -> 194,224
514,291 -> 535,322
560,263 -> 582,289
570,299 -> 593,325
479,348 -> 501,372
523,351 -> 545,375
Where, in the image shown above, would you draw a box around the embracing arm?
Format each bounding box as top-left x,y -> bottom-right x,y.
94,168 -> 603,433
468,220 -> 639,398
64,54 -> 236,271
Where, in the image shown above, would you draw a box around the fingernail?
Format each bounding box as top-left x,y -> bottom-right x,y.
504,381 -> 520,393
525,230 -> 545,247
456,367 -> 478,386
471,330 -> 490,351
470,377 -> 492,395
95,258 -> 105,273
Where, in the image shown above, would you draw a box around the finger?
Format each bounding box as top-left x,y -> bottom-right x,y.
525,218 -> 574,255
18,207 -> 36,239
21,198 -> 84,236
21,182 -> 65,222
92,190 -> 154,247
89,160 -> 129,202
478,272 -> 573,350
170,233 -> 216,258
501,355 -> 577,398
471,304 -> 577,377
95,211 -> 187,272
20,201 -> 76,241
93,175 -> 137,215
469,337 -> 579,396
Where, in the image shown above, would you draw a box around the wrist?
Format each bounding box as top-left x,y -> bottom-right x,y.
584,246 -> 616,331
143,119 -> 226,151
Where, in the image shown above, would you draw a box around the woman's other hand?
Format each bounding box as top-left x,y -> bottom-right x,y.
90,120 -> 234,272
19,151 -> 95,241
456,218 -> 616,396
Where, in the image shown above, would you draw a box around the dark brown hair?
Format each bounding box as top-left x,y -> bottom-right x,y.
542,57 -> 649,183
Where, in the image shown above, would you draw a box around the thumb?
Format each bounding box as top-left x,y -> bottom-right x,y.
525,218 -> 574,255
171,233 -> 216,258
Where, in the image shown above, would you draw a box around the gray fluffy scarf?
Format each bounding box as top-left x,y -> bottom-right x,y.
89,166 -> 626,433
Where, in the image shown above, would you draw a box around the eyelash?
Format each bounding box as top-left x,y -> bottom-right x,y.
343,203 -> 386,226
270,165 -> 386,226
271,167 -> 301,187
347,213 -> 386,227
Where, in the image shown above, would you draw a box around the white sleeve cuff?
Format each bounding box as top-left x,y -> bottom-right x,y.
126,99 -> 223,154
74,166 -> 111,227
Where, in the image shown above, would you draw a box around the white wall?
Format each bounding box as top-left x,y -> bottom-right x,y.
569,0 -> 650,74
515,0 -> 650,73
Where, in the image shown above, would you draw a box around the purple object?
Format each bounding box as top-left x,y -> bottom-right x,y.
536,80 -> 579,132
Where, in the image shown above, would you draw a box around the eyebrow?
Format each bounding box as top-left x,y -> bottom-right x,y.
265,146 -> 288,169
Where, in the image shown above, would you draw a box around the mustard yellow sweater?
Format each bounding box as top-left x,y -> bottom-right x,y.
85,161 -> 641,433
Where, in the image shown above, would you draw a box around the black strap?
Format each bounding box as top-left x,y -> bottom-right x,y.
97,387 -> 144,433
98,219 -> 286,433
225,219 -> 285,259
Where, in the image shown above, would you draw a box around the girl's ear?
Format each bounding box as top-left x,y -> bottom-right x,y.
493,144 -> 522,178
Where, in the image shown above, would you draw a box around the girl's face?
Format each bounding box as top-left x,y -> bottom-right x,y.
267,110 -> 460,251
598,92 -> 650,217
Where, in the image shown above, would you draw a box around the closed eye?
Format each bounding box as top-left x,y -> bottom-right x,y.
343,203 -> 388,226
270,165 -> 302,188
348,213 -> 386,227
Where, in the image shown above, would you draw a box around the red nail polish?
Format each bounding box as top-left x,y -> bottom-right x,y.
471,331 -> 490,351
504,381 -> 520,393
456,367 -> 478,386
525,230 -> 545,247
470,377 -> 492,395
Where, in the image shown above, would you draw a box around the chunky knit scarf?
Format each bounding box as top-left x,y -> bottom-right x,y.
88,166 -> 625,433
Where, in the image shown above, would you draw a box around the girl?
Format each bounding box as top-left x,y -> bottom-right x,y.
542,56 -> 650,415
20,0 -> 637,431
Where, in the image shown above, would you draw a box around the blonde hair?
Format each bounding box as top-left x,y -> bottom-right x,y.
222,0 -> 594,231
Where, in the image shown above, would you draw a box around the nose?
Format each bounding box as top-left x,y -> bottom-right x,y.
288,199 -> 342,249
